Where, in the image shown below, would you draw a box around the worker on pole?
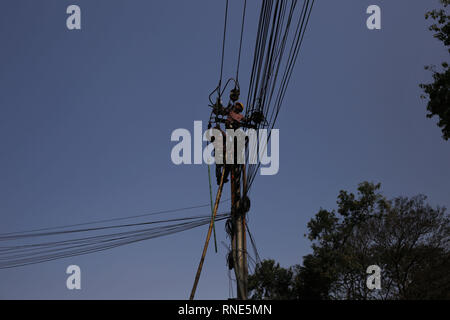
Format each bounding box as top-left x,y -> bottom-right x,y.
214,101 -> 247,185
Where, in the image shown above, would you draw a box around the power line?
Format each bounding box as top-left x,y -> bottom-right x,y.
0,213 -> 231,269
244,0 -> 315,191
0,200 -> 230,237
236,0 -> 247,83
219,0 -> 229,92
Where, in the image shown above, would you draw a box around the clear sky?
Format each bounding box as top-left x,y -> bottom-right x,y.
0,0 -> 449,299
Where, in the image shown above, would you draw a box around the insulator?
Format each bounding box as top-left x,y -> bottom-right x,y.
241,195 -> 251,214
230,88 -> 240,102
250,111 -> 265,124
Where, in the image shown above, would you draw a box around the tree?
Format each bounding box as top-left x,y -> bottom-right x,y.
420,0 -> 450,140
293,254 -> 332,300
303,182 -> 449,299
248,259 -> 296,299
248,182 -> 450,300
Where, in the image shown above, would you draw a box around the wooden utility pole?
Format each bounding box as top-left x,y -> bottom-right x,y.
231,164 -> 248,299
242,165 -> 249,295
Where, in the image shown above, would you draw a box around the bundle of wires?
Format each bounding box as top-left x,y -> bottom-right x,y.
0,205 -> 230,269
244,0 -> 315,191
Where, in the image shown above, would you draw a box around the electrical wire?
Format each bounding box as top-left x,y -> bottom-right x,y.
0,200 -> 230,237
0,213 -> 231,269
219,0 -> 229,92
236,0 -> 247,83
244,0 -> 315,191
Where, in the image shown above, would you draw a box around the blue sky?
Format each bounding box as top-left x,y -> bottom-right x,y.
0,0 -> 449,299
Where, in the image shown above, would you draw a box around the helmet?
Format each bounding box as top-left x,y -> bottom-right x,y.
234,102 -> 244,112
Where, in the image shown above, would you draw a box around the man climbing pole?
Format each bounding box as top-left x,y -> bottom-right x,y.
214,101 -> 248,185
213,126 -> 229,185
226,102 -> 245,129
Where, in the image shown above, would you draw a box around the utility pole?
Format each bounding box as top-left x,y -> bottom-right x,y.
230,163 -> 248,299
242,165 -> 249,296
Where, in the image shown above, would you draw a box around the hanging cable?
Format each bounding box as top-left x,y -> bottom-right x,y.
0,200 -> 230,237
0,213 -> 231,269
244,0 -> 315,192
219,0 -> 229,93
236,0 -> 247,83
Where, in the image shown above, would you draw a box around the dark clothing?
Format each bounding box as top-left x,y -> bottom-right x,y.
214,105 -> 246,185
